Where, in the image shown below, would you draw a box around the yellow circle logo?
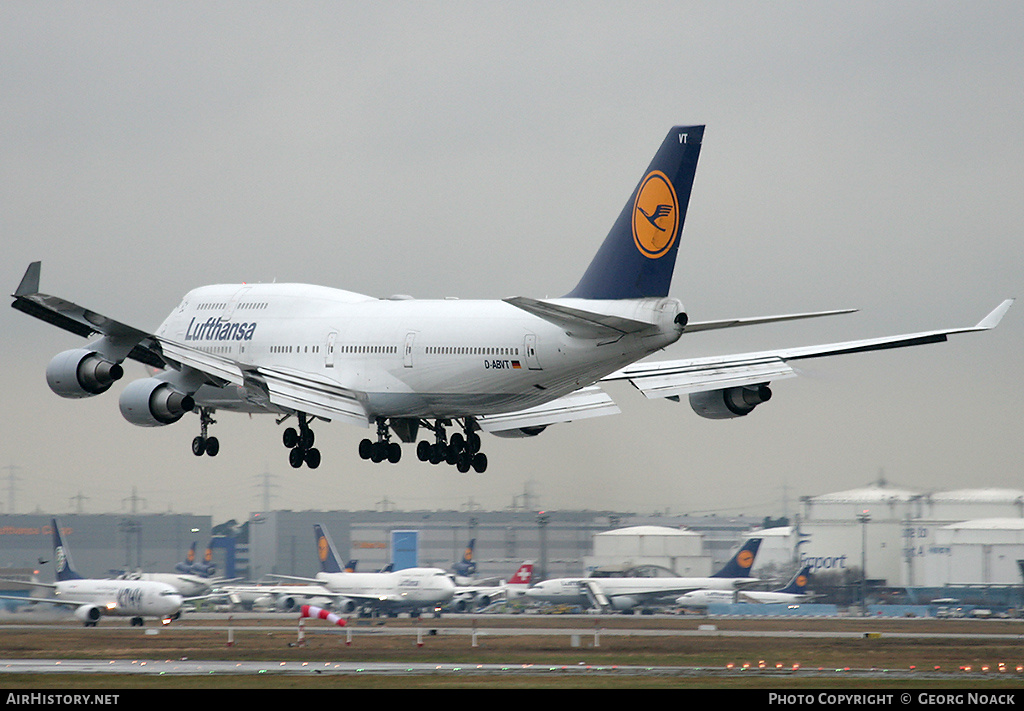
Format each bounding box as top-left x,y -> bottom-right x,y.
737,550 -> 754,569
632,170 -> 679,259
796,575 -> 808,587
318,535 -> 329,563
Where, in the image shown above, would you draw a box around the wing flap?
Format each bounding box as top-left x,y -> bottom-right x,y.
258,366 -> 370,426
476,385 -> 620,432
609,356 -> 797,399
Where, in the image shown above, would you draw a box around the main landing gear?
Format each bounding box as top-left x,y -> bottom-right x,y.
191,408 -> 219,457
281,413 -> 321,469
415,420 -> 488,473
359,418 -> 489,473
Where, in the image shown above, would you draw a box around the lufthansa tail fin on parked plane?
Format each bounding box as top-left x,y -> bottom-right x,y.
51,518 -> 83,582
566,125 -> 703,300
712,537 -> 761,579
314,523 -> 346,574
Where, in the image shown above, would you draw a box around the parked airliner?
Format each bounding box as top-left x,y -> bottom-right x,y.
676,563 -> 814,608
267,524 -> 455,617
11,126 -> 1012,471
0,519 -> 186,627
525,538 -> 763,613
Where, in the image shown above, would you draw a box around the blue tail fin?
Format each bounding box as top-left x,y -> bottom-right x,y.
314,524 -> 345,574
565,125 -> 704,300
50,518 -> 83,581
712,537 -> 761,578
776,564 -> 812,595
454,538 -> 477,577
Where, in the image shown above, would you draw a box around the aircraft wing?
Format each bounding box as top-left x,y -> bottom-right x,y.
476,385 -> 620,433
0,593 -> 82,609
12,262 -> 370,426
604,300 -> 1014,401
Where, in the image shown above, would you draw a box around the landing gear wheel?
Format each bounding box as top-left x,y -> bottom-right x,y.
472,452 -> 488,473
192,436 -> 206,456
204,436 -> 219,457
456,452 -> 472,473
289,447 -> 305,468
359,438 -> 374,460
283,427 -> 299,449
387,442 -> 402,464
416,440 -> 431,461
304,447 -> 321,469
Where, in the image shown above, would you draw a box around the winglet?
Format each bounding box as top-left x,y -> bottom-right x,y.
14,261 -> 41,297
976,299 -> 1014,330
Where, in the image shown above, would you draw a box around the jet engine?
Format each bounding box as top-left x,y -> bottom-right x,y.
46,349 -> 124,398
74,604 -> 102,625
276,595 -> 299,612
609,596 -> 640,611
118,378 -> 195,427
688,384 -> 772,420
490,425 -> 547,439
333,598 -> 357,614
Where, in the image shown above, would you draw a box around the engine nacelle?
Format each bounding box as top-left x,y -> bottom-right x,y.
74,604 -> 102,624
119,378 -> 195,427
46,349 -> 124,398
277,595 -> 299,612
609,596 -> 639,611
490,425 -> 547,439
689,385 -> 772,420
334,598 -> 357,614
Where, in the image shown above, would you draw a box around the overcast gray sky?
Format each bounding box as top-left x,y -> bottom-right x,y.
1,2 -> 1021,524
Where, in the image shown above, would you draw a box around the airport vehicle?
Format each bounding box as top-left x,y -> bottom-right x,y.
0,519 -> 186,627
677,564 -> 814,607
11,126 -> 1012,471
268,524 -> 455,617
525,538 -> 763,613
449,561 -> 535,612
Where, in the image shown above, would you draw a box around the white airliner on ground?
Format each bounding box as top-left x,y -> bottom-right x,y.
0,519 -> 186,627
525,538 -> 763,613
267,524 -> 455,617
11,126 -> 1012,471
676,563 -> 814,608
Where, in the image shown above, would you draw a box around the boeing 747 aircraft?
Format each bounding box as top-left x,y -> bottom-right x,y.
11,126 -> 1012,471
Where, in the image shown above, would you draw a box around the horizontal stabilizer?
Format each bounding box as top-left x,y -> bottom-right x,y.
683,308 -> 857,334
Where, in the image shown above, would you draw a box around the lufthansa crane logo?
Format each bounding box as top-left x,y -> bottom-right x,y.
318,535 -> 329,563
632,170 -> 679,259
737,550 -> 755,569
796,574 -> 808,587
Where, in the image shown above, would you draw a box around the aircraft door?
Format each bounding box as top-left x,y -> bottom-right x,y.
403,332 -> 416,368
524,334 -> 542,370
224,286 -> 251,320
325,332 -> 337,368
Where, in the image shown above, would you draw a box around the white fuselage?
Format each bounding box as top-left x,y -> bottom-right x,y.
314,568 -> 456,610
677,589 -> 806,606
55,579 -> 184,619
155,284 -> 683,419
525,575 -> 745,606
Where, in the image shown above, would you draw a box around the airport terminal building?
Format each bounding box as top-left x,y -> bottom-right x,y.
2,483 -> 1022,604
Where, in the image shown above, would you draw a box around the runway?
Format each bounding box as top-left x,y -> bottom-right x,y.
2,612 -> 1023,684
